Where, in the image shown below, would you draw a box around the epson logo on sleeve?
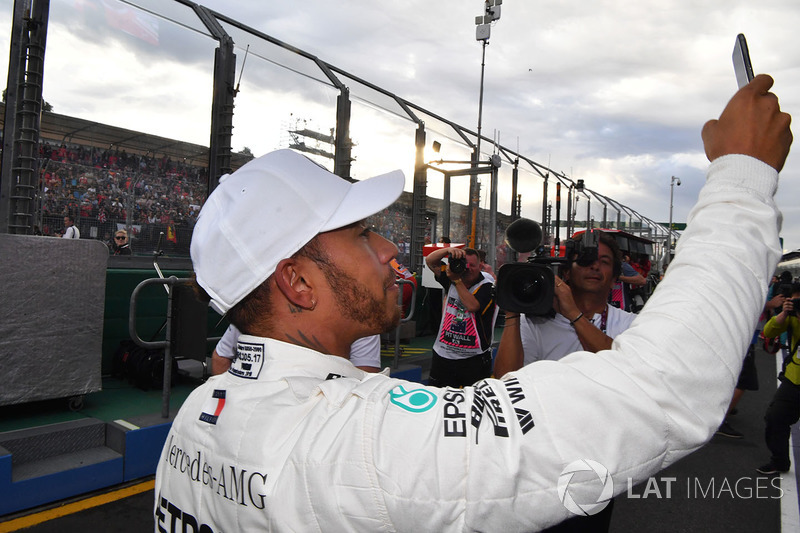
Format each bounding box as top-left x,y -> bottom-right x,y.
443,388 -> 467,437
230,342 -> 265,379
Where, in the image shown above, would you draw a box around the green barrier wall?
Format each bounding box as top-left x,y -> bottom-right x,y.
102,267 -> 228,375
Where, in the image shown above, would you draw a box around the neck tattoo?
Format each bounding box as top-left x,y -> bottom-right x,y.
285,330 -> 330,354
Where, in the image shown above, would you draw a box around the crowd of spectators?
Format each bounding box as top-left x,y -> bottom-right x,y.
37,141 -> 208,255
30,140 -> 510,264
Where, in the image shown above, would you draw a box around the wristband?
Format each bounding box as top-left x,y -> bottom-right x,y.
452,279 -> 462,285
569,312 -> 584,326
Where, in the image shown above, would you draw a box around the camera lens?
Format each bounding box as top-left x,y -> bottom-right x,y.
508,268 -> 547,304
496,262 -> 555,316
449,256 -> 467,274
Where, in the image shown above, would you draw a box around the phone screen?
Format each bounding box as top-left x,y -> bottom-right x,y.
732,33 -> 754,89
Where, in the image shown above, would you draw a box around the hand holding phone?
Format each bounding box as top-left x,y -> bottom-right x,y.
702,75 -> 792,172
732,33 -> 754,89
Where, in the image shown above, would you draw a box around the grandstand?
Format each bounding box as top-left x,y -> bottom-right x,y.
1,102 -> 512,261
0,102 -> 253,255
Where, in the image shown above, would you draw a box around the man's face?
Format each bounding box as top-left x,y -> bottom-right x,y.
115,233 -> 127,245
64,217 -> 71,227
314,221 -> 402,334
462,253 -> 483,286
565,242 -> 616,296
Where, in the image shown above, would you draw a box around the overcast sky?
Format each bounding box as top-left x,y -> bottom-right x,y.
3,0 -> 799,252
196,0 -> 800,251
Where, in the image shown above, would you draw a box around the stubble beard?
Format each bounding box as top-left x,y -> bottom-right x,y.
321,263 -> 401,334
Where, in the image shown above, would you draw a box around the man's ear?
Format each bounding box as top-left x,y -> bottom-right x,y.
274,258 -> 316,310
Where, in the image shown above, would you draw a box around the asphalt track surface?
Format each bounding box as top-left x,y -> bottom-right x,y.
2,344 -> 796,532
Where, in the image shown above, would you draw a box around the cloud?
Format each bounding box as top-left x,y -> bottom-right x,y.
16,0 -> 800,251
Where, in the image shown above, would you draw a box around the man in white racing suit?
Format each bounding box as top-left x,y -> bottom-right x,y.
155,75 -> 791,532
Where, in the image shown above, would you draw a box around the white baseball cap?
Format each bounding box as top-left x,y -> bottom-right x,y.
191,149 -> 405,314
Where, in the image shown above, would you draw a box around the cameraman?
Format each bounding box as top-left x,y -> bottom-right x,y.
493,233 -> 638,531
757,282 -> 800,474
425,246 -> 497,387
494,232 -> 636,377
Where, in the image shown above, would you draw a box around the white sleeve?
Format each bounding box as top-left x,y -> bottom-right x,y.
373,155 -> 781,531
519,314 -> 543,364
608,307 -> 637,337
349,334 -> 381,369
214,325 -> 240,359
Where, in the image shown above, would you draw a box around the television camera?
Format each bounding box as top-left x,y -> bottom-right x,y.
496,218 -> 600,315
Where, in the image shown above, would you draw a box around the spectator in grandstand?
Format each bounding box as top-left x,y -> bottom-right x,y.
111,229 -> 132,256
62,215 -> 80,239
38,141 -> 210,254
156,76 -> 790,530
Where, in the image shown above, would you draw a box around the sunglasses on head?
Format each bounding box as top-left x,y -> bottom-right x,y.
115,236 -> 126,240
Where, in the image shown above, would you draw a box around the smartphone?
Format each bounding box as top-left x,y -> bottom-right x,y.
732,33 -> 754,89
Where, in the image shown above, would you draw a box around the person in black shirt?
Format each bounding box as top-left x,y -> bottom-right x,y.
111,229 -> 132,255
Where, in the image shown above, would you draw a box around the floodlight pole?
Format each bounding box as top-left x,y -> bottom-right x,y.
476,41 -> 487,164
470,0 -> 501,249
468,41 -> 486,248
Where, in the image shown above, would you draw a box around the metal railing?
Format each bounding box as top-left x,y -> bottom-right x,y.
128,275 -> 193,418
391,278 -> 417,370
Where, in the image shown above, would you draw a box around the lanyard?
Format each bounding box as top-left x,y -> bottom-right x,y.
597,305 -> 609,334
